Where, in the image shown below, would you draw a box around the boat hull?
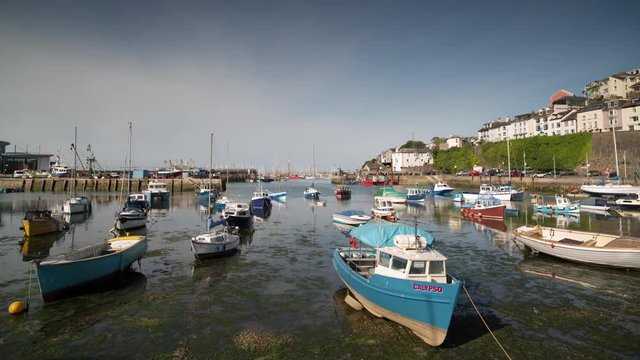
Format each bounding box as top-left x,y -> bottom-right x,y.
225,215 -> 252,228
533,204 -> 581,214
190,235 -> 240,259
22,218 -> 65,236
249,198 -> 272,210
581,184 -> 640,196
406,193 -> 426,201
36,237 -> 148,302
460,204 -> 506,220
335,191 -> 352,199
115,209 -> 147,231
332,249 -> 460,346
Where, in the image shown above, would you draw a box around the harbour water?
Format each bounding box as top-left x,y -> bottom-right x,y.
1,181 -> 639,359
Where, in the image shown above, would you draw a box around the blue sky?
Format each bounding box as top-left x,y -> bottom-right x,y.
1,0 -> 639,172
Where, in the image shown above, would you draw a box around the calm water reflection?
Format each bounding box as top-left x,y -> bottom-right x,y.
1,181 -> 639,359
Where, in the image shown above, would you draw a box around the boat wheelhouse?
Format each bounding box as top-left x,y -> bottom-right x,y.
143,181 -> 170,203
460,194 -> 506,220
222,202 -> 252,228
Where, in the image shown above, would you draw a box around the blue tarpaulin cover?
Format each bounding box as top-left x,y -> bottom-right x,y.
349,222 -> 434,248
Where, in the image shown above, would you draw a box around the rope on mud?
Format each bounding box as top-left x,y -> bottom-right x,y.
462,284 -> 512,360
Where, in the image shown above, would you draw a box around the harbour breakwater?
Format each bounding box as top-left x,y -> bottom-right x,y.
0,178 -> 225,193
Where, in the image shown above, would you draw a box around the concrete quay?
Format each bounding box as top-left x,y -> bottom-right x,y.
0,178 -> 225,193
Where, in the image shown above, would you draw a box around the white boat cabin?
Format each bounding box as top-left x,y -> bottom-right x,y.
146,181 -> 168,193
341,234 -> 449,283
252,191 -> 270,199
407,188 -> 425,196
223,202 -> 251,217
375,235 -> 448,283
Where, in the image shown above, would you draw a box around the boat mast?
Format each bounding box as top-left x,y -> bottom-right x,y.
127,121 -> 132,195
209,132 -> 213,217
72,126 -> 77,196
507,136 -> 511,182
612,124 -> 620,179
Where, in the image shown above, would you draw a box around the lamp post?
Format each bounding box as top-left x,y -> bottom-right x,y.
553,155 -> 556,179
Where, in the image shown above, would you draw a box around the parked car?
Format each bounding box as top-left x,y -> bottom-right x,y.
587,170 -> 602,177
484,168 -> 498,176
510,170 -> 524,177
559,170 -> 577,177
532,172 -> 550,178
13,169 -> 29,178
456,170 -> 469,176
468,170 -> 481,176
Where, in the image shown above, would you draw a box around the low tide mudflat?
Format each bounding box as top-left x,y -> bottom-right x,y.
1,181 -> 639,359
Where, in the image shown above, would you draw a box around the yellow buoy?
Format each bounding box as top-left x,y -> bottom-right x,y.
8,301 -> 27,315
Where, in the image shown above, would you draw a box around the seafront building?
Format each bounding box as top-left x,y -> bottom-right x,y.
477,68 -> 640,143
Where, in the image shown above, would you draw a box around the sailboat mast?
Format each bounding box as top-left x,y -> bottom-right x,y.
507,137 -> 511,182
613,125 -> 620,178
73,126 -> 77,195
209,133 -> 213,215
128,121 -> 132,194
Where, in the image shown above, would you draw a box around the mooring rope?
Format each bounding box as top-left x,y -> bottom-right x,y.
27,262 -> 33,310
462,284 -> 512,360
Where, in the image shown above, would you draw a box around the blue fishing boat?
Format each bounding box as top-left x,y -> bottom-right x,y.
195,183 -> 218,202
332,223 -> 461,346
35,235 -> 148,302
406,188 -> 427,202
426,181 -> 455,196
534,195 -> 581,214
304,182 -> 320,199
250,189 -> 272,212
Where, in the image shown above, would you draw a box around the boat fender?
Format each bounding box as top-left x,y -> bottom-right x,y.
8,301 -> 27,315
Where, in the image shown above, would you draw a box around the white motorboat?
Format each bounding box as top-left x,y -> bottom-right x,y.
614,193 -> 640,210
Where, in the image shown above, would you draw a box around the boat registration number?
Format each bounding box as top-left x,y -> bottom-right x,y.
413,284 -> 443,293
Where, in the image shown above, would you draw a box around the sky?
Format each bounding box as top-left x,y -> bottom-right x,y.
1,0 -> 639,173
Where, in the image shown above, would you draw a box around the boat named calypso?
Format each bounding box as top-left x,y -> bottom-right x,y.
413,284 -> 444,293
